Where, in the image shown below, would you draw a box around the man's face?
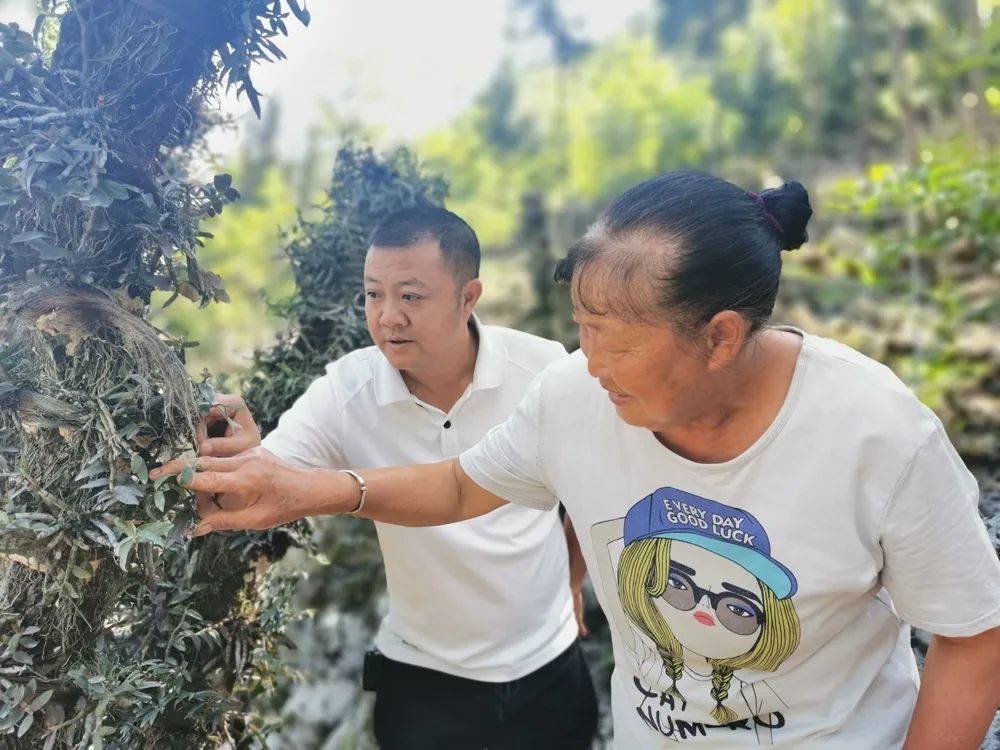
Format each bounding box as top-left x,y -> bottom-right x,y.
363,240 -> 480,375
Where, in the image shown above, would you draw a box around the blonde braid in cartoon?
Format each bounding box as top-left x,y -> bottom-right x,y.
618,538 -> 686,702
709,665 -> 737,724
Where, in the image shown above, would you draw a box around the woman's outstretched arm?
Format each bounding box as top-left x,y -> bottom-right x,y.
150,447 -> 508,535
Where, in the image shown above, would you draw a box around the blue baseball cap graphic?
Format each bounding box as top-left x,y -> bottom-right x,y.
623,487 -> 797,599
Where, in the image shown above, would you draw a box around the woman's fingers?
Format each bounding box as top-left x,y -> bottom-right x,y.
200,434 -> 258,457
199,397 -> 261,456
191,497 -> 270,537
150,447 -> 282,537
196,491 -> 246,516
190,508 -> 257,537
150,456 -> 194,480
150,454 -> 249,483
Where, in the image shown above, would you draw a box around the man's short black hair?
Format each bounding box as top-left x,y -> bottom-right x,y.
370,205 -> 480,283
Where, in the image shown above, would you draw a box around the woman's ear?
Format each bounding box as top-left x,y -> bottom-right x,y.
703,311 -> 750,370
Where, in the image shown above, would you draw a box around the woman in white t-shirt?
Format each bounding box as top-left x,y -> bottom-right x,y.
156,172 -> 1000,749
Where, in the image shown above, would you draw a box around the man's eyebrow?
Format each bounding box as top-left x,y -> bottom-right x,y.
394,278 -> 429,289
363,276 -> 429,289
721,582 -> 762,604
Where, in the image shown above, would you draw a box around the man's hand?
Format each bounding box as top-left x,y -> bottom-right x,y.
150,447 -> 320,536
572,583 -> 589,639
197,394 -> 261,457
564,514 -> 589,638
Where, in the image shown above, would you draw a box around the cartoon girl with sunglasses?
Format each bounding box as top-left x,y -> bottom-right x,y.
591,488 -> 801,739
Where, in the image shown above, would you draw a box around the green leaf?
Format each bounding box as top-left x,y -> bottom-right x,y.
114,538 -> 135,570
112,485 -> 142,506
130,453 -> 148,484
178,464 -> 194,487
100,179 -> 134,200
177,281 -> 200,301
244,81 -> 262,118
16,712 -> 32,738
91,519 -> 118,545
136,521 -> 173,546
154,490 -> 165,512
74,461 -> 106,481
11,650 -> 33,664
287,0 -> 311,26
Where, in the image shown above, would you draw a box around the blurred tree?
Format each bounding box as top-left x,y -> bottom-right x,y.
150,164 -> 298,379
655,0 -> 749,55
798,143 -> 1000,463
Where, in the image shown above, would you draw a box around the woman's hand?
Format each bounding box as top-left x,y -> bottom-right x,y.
197,393 -> 262,457
150,447 -> 332,536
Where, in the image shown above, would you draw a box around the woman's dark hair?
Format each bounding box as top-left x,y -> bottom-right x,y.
370,204 -> 481,282
554,172 -> 812,335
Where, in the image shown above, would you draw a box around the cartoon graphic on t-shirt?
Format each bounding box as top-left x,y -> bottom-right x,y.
591,487 -> 801,743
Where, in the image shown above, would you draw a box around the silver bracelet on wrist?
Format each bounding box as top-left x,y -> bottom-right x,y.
339,469 -> 367,515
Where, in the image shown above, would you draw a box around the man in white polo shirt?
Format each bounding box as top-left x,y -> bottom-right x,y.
199,206 -> 597,749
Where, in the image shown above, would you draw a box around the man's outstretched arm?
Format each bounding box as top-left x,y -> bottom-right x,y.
150,447 -> 507,535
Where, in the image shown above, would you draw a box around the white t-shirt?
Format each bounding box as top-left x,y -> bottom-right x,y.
262,318 -> 577,682
460,331 -> 1000,747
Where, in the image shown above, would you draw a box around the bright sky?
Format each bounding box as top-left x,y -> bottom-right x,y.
0,0 -> 654,157
212,0 -> 653,157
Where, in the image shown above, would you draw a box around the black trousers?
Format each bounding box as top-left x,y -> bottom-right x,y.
369,640 -> 599,750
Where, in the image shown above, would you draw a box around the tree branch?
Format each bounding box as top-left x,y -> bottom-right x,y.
0,107 -> 99,129
0,98 -> 60,114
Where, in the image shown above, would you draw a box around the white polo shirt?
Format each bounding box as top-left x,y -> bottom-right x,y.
262,318 -> 577,682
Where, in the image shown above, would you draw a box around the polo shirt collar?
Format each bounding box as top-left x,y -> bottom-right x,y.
372,314 -> 507,407
469,314 -> 506,392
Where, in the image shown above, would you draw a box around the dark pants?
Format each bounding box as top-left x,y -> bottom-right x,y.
370,640 -> 598,750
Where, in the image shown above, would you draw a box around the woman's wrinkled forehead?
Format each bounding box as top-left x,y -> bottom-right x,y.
568,234 -> 673,325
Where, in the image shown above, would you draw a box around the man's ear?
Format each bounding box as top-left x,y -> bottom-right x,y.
702,310 -> 750,370
462,278 -> 483,316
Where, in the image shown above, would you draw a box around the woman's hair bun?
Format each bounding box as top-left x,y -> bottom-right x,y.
759,181 -> 812,251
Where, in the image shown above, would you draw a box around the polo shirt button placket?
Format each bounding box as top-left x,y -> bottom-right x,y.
441,417 -> 459,454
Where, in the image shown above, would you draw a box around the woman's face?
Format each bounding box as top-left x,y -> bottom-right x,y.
574,305 -> 708,432
652,541 -> 764,660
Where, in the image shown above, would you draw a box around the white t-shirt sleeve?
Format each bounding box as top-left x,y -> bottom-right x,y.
879,423 -> 1000,637
260,368 -> 347,470
459,374 -> 558,512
